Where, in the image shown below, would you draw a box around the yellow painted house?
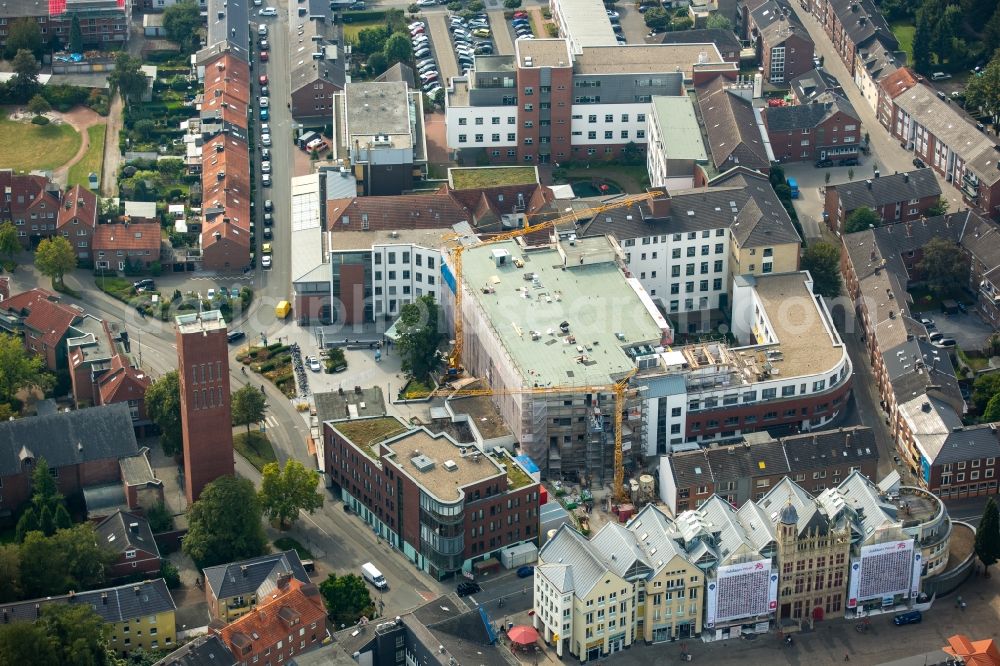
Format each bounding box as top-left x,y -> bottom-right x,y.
0,578 -> 177,658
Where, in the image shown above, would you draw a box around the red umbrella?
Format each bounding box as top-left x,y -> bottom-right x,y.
508,626 -> 540,645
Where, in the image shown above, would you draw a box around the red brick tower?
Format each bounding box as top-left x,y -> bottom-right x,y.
176,310 -> 234,504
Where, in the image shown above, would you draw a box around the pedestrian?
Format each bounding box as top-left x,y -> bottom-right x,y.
845,655 -> 850,662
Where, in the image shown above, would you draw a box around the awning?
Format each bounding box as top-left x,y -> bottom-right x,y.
508,626 -> 540,645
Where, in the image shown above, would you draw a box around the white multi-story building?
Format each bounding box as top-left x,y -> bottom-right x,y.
646,96 -> 709,191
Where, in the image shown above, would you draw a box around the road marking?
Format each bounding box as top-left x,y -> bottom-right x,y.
263,415 -> 280,428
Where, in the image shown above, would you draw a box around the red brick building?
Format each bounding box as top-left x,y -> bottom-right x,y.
176,310 -> 234,504
93,222 -> 163,271
324,417 -> 541,579
816,0 -> 897,76
0,0 -> 130,52
56,185 -> 98,262
0,402 -> 139,518
743,0 -> 814,84
762,92 -> 861,163
823,168 -> 942,232
0,170 -> 62,246
0,288 -> 81,370
95,509 -> 163,578
875,67 -> 918,131
211,576 -> 328,664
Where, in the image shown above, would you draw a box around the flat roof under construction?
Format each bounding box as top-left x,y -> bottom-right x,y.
460,238 -> 664,388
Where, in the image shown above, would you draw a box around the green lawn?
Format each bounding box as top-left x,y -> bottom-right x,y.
68,124 -> 107,189
0,113 -> 82,172
891,21 -> 915,63
333,417 -> 409,458
450,166 -> 538,189
234,431 -> 278,471
343,20 -> 383,41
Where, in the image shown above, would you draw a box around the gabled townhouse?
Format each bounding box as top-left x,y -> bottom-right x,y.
823,168 -> 942,232
95,509 -> 163,578
659,425 -> 879,513
56,184 -> 98,262
743,0 -> 814,84
0,170 -> 62,247
0,401 -> 140,519
209,576 -> 329,665
789,68 -> 843,105
875,66 -> 918,131
888,80 -> 1000,220
842,212 -> 1000,499
818,0 -> 897,76
762,91 -> 861,163
93,222 -> 163,272
290,16 -> 347,124
693,74 -> 774,175
203,551 -> 311,622
0,287 -> 82,370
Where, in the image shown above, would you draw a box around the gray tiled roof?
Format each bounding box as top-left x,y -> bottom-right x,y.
537,563 -> 574,593
832,168 -> 941,213
0,402 -> 139,476
1,579 -> 175,625
590,523 -> 653,581
764,92 -> 858,131
829,470 -> 898,541
95,509 -> 161,559
790,68 -> 843,104
155,635 -> 235,666
204,0 -> 249,62
203,551 -> 309,601
710,169 -> 802,246
782,426 -> 879,472
933,423 -> 1000,465
656,29 -> 741,58
751,0 -> 809,47
539,524 -> 610,598
695,76 -> 771,171
827,0 -> 897,53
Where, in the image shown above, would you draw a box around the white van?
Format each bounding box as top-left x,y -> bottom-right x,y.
258,24 -> 268,37
361,562 -> 388,590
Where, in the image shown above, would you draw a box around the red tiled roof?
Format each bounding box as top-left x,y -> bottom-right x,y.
326,193 -> 471,232
203,55 -> 252,127
23,295 -> 80,349
57,184 -> 98,231
943,634 -> 1000,666
0,170 -> 58,220
92,222 -> 162,253
98,355 -> 152,406
880,67 -> 919,99
215,578 -> 327,660
0,288 -> 58,315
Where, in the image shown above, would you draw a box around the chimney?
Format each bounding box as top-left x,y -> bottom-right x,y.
903,173 -> 909,183
241,565 -> 249,578
134,585 -> 141,596
354,385 -> 362,395
866,179 -> 873,189
129,522 -> 139,535
905,221 -> 912,237
34,604 -> 40,619
101,593 -> 108,605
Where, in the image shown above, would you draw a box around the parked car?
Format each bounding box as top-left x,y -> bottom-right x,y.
227,330 -> 246,343
259,74 -> 268,85
606,9 -> 619,17
308,356 -> 323,372
133,279 -> 155,291
264,199 -> 273,212
261,161 -> 271,174
258,6 -> 277,15
348,1 -> 366,8
930,72 -> 951,80
893,610 -> 922,625
929,331 -> 944,343
417,0 -> 436,6
207,288 -> 216,300
512,10 -> 527,17
409,21 -> 425,29
261,255 -> 272,268
516,566 -> 534,578
920,317 -> 935,328
259,38 -> 269,49
414,47 -> 431,58
261,133 -> 272,146
840,157 -> 859,166
262,242 -> 273,254
933,338 -> 957,348
815,158 -> 833,168
456,581 -> 481,597
259,96 -> 270,108
260,50 -> 269,61
261,147 -> 271,160
913,157 -> 926,168
262,173 -> 272,187
263,227 -> 273,239
471,27 -> 491,37
260,107 -> 269,121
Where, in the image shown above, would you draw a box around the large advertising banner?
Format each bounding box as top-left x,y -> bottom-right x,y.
848,539 -> 914,608
705,559 -> 775,626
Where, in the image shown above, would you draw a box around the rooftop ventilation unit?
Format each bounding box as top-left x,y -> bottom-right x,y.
443,460 -> 458,472
411,454 -> 435,472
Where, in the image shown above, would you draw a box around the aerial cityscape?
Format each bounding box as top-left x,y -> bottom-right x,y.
0,0 -> 999,662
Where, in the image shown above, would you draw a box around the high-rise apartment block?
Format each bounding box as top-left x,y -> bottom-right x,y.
176,310 -> 234,503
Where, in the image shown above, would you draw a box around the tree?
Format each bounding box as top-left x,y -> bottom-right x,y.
30,456 -> 61,513
38,505 -> 55,537
983,392 -> 1000,422
925,197 -> 949,217
973,372 -> 1000,409
163,0 -> 202,53
40,603 -> 119,666
965,58 -> 1000,127
14,508 -> 38,544
844,206 -> 880,234
108,53 -> 147,108
259,459 -> 324,529
4,18 -> 43,59
396,294 -> 443,381
10,49 -> 40,102
183,476 -> 267,568
133,118 -> 156,142
320,573 -> 375,626
367,52 -> 388,77
53,503 -> 72,530
34,236 -> 77,287
918,237 -> 969,296
913,8 -> 932,73
0,544 -> 22,603
933,4 -> 960,64
801,241 -> 842,298
706,14 -> 732,30
69,15 -> 83,53
962,0 -> 997,25
19,525 -> 113,598
0,222 -> 19,263
145,371 -> 183,457
27,93 -> 50,116
975,498 -> 1000,577
0,623 -> 58,665
644,6 -> 669,30
383,33 -> 412,65
232,383 -> 267,435
355,26 -> 390,57
0,333 -> 52,405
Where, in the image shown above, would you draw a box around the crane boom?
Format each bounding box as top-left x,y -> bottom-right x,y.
446,190 -> 663,375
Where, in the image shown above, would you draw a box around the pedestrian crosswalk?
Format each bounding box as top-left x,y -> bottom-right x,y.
262,415 -> 280,429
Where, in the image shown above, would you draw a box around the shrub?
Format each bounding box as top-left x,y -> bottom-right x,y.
542,7 -> 552,17
408,2 -> 419,11
503,0 -> 522,7
468,0 -> 484,10
546,23 -> 558,36
447,1 -> 462,9
160,561 -> 181,589
31,115 -> 50,125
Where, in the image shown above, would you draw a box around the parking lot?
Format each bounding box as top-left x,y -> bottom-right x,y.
914,311 -> 995,353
